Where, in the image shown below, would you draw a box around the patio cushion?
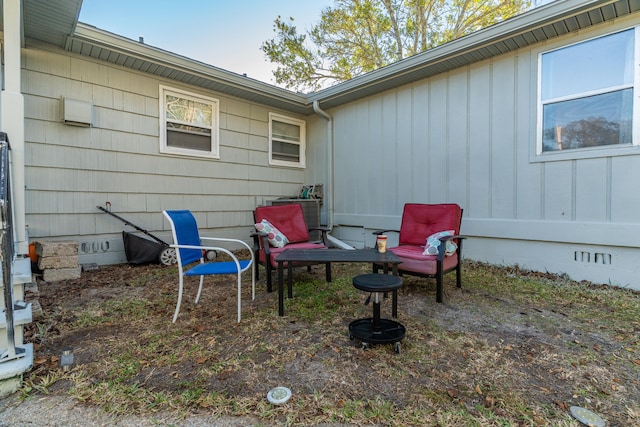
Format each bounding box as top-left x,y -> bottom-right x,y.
398,203 -> 462,247
254,204 -> 310,243
258,241 -> 327,266
255,219 -> 289,248
390,245 -> 459,276
423,230 -> 457,256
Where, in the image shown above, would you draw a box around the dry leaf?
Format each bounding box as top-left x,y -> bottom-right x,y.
484,395 -> 495,408
536,386 -> 550,394
34,357 -> 48,365
447,389 -> 458,398
475,384 -> 483,395
632,359 -> 640,366
554,400 -> 568,411
196,357 -> 208,364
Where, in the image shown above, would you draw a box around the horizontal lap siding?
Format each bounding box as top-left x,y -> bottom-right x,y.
327,16 -> 640,288
22,41 -> 305,263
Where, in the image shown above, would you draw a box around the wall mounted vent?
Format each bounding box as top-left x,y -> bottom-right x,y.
61,97 -> 93,127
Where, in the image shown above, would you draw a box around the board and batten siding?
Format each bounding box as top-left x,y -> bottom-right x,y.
21,40 -> 306,265
327,17 -> 640,289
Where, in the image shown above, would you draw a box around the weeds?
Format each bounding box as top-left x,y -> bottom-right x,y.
19,261 -> 640,426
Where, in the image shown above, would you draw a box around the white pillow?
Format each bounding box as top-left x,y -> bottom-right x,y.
254,219 -> 289,248
423,230 -> 457,256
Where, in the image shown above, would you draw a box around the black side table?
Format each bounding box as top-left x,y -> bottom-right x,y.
349,274 -> 406,353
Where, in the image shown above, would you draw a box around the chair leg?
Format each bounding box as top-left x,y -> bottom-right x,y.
251,262 -> 256,301
172,275 -> 185,323
266,263 -> 273,293
195,275 -> 204,304
436,271 -> 444,303
236,272 -> 242,323
456,263 -> 462,288
325,262 -> 331,282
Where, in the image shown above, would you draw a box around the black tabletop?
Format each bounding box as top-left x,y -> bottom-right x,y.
274,248 -> 401,264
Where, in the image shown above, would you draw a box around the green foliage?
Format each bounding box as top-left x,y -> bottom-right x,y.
261,0 -> 535,91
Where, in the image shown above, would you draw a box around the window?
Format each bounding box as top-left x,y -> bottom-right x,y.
160,86 -> 219,158
269,113 -> 305,167
538,28 -> 638,157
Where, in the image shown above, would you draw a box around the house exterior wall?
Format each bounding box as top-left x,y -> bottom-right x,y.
21,40 -> 307,265
324,15 -> 640,290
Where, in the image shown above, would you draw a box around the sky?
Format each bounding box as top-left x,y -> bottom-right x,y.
78,0 -> 333,85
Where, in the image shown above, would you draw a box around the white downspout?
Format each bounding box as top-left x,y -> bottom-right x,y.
313,100 -> 354,250
1,0 -> 28,256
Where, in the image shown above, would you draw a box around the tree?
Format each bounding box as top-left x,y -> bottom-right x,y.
261,0 -> 535,91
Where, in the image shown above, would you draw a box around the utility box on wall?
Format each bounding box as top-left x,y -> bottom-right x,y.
61,97 -> 93,127
268,198 -> 321,241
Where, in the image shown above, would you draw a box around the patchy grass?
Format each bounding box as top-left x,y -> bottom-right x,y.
19,260 -> 640,426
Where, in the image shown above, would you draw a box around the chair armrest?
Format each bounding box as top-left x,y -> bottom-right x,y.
170,243 -> 233,258
201,236 -> 254,258
249,231 -> 273,254
435,235 -> 466,260
309,226 -> 330,245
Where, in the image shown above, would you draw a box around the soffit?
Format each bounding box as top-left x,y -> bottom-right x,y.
9,0 -> 640,115
65,24 -> 311,115
309,0 -> 640,108
0,0 -> 82,48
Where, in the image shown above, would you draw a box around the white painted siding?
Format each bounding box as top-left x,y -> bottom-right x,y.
22,40 -> 307,265
325,16 -> 640,289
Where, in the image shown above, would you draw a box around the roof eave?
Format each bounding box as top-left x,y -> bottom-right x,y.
308,0 -> 633,108
67,23 -> 313,115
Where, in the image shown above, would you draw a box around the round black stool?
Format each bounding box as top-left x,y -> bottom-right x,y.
349,274 -> 405,353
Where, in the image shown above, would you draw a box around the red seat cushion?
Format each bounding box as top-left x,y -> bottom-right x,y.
259,242 -> 327,267
389,245 -> 459,275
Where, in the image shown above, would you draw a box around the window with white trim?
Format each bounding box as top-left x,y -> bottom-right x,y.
538,28 -> 638,156
160,85 -> 219,158
269,113 -> 306,167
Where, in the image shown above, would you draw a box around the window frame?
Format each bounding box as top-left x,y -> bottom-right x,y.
534,25 -> 640,163
269,113 -> 306,168
159,85 -> 220,159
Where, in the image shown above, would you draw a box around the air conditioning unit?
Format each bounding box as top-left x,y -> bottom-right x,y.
268,198 -> 321,241
61,97 -> 93,127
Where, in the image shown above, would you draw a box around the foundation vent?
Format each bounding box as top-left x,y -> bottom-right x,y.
574,251 -> 612,265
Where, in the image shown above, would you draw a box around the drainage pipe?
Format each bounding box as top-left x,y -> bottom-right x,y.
312,100 -> 354,250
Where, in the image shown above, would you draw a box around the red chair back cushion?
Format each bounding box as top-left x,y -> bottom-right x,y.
254,204 -> 309,243
398,203 -> 462,246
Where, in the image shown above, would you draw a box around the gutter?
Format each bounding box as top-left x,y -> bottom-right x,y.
312,101 -> 354,250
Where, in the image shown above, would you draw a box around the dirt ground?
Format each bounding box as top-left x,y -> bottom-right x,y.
3,260 -> 640,426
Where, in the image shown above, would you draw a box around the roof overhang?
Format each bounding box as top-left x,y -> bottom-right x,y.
308,0 -> 640,108
8,0 -> 640,116
0,0 -> 83,47
66,24 -> 311,115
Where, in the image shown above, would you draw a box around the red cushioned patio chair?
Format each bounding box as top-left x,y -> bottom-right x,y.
373,203 -> 465,302
253,203 -> 330,292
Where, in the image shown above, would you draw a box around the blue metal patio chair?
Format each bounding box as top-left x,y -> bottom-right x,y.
163,210 -> 255,323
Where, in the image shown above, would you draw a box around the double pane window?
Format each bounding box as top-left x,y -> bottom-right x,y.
269,113 -> 305,167
160,86 -> 219,158
539,29 -> 635,153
